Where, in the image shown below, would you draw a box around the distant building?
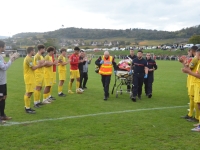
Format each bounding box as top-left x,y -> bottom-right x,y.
5,46 -> 12,50
91,41 -> 98,46
104,42 -> 112,47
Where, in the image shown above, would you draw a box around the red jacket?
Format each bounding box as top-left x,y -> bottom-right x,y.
70,53 -> 79,70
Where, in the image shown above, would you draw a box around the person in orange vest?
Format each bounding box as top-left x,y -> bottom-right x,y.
95,51 -> 117,100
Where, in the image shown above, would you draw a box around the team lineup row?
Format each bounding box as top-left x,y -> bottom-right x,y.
0,42 -> 92,124
23,45 -> 91,114
180,46 -> 200,132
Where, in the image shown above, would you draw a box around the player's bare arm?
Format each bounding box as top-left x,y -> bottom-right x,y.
31,63 -> 42,70
145,66 -> 148,74
182,67 -> 200,79
60,60 -> 68,66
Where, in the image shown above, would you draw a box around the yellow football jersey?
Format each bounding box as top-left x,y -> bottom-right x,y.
190,60 -> 200,83
34,53 -> 44,74
23,55 -> 35,84
58,55 -> 67,72
193,61 -> 200,83
44,54 -> 53,78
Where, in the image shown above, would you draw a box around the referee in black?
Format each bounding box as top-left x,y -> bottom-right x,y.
144,53 -> 157,98
126,48 -> 137,92
131,50 -> 148,102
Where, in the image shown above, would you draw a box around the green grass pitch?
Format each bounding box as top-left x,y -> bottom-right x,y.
0,58 -> 199,150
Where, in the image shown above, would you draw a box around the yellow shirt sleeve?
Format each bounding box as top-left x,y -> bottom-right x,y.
190,56 -> 198,69
26,57 -> 33,68
45,55 -> 50,61
34,54 -> 41,65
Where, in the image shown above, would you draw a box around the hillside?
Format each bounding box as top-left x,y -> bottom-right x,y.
0,36 -> 8,39
12,25 -> 200,41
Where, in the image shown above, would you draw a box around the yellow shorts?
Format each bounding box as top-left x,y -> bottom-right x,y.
25,84 -> 35,93
194,83 -> 200,103
53,72 -> 56,84
70,70 -> 80,79
44,78 -> 53,87
59,71 -> 66,81
35,73 -> 44,87
188,84 -> 194,96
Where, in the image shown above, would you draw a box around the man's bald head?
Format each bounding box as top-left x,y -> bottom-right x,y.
104,51 -> 110,58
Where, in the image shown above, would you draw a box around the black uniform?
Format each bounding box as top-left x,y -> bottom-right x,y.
95,56 -> 117,100
144,58 -> 157,97
126,55 -> 137,91
127,54 -> 137,61
78,56 -> 86,89
132,57 -> 147,100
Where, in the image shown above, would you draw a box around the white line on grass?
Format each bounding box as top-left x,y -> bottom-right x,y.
3,105 -> 187,126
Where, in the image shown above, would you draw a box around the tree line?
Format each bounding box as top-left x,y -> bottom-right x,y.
12,25 -> 200,41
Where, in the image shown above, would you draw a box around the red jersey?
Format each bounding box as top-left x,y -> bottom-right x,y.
52,54 -> 56,72
70,53 -> 79,70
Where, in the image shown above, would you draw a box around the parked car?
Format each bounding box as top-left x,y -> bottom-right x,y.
183,44 -> 194,48
152,46 -> 157,49
166,46 -> 171,49
195,44 -> 200,48
67,49 -> 73,52
120,48 -> 125,51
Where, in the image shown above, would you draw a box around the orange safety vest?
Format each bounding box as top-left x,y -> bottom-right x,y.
99,56 -> 113,75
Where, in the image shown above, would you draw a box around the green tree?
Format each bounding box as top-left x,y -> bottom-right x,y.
119,41 -> 125,46
44,38 -> 60,48
188,35 -> 200,44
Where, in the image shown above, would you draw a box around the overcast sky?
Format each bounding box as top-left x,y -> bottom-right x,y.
1,0 -> 200,36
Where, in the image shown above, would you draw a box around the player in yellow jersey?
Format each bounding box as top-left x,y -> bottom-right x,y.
23,47 -> 41,114
43,47 -> 58,104
58,48 -> 68,97
33,44 -> 46,108
182,48 -> 200,131
181,46 -> 199,121
48,48 -> 57,100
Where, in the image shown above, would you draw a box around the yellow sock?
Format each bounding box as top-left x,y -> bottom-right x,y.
34,90 -> 40,102
38,91 -> 41,101
76,81 -> 80,90
195,103 -> 200,120
43,94 -> 48,100
24,95 -> 31,109
27,97 -> 31,108
34,90 -> 37,102
58,86 -> 63,93
24,95 -> 29,109
50,86 -> 53,96
47,92 -> 50,98
188,95 -> 194,117
68,82 -> 72,90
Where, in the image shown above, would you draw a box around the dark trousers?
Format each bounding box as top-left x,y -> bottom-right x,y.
0,84 -> 6,117
82,72 -> 88,88
132,73 -> 144,97
79,70 -> 83,88
144,73 -> 154,95
101,75 -> 111,97
0,100 -> 5,117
